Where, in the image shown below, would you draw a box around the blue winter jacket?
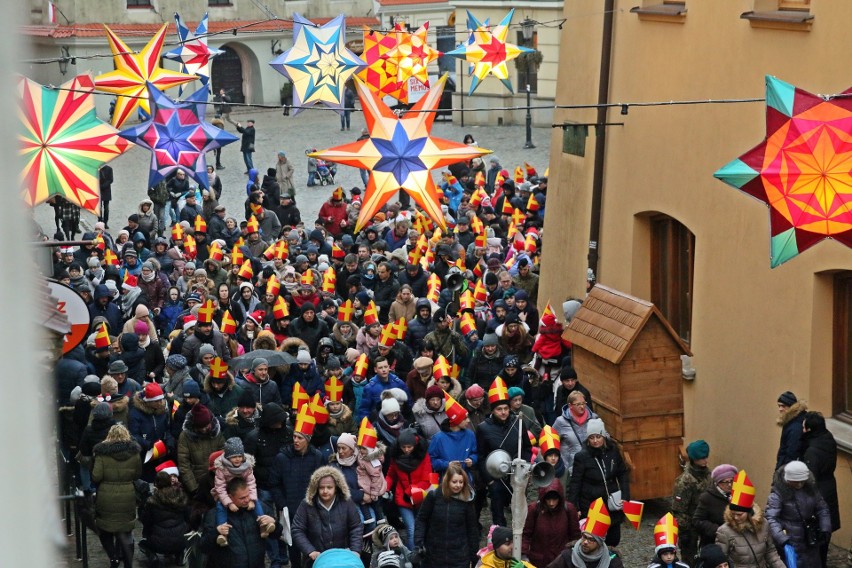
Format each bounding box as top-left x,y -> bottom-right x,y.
356,373 -> 411,421
428,427 -> 478,479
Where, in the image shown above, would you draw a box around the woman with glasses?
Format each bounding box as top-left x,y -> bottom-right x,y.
552,391 -> 599,476
693,464 -> 738,551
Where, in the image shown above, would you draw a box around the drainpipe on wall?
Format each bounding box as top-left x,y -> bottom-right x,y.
587,0 -> 615,283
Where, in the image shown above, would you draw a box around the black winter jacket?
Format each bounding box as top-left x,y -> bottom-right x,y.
567,442 -> 630,519
693,487 -> 730,548
141,486 -> 190,554
201,506 -> 281,568
244,426 -> 291,490
476,413 -> 533,482
414,490 -> 480,568
269,445 -> 325,515
802,427 -> 840,531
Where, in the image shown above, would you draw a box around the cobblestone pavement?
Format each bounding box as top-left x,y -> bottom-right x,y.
34,106 -> 553,237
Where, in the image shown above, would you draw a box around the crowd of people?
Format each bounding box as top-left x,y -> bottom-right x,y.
50,135 -> 841,568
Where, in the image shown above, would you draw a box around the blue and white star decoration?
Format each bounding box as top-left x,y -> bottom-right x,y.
269,13 -> 365,115
118,83 -> 238,189
164,12 -> 224,94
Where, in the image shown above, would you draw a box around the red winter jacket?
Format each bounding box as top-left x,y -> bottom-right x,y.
385,452 -> 432,510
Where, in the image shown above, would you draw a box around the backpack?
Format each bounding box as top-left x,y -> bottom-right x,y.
148,181 -> 168,206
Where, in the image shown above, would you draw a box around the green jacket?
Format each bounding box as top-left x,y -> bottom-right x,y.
671,463 -> 712,529
92,439 -> 142,532
177,415 -> 224,493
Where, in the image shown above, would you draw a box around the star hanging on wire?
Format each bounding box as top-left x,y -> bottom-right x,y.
384,23 -> 441,89
358,27 -> 406,102
310,75 -> 491,231
445,9 -> 534,95
269,13 -> 365,115
118,83 -> 238,189
164,12 -> 224,94
94,24 -> 197,128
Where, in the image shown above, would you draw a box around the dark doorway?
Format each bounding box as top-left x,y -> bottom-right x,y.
211,46 -> 244,104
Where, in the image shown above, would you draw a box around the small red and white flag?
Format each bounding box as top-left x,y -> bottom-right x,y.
48,2 -> 57,24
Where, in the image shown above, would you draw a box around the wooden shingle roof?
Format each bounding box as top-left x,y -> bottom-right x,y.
564,285 -> 691,364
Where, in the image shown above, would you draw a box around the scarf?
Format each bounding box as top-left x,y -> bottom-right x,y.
337,453 -> 357,467
139,335 -> 151,349
570,539 -> 611,568
142,270 -> 156,283
571,406 -> 590,425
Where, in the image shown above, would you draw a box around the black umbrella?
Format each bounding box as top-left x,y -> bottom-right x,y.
228,349 -> 295,370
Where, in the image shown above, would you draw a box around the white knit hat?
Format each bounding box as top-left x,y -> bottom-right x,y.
381,396 -> 401,416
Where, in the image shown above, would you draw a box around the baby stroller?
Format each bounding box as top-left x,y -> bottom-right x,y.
315,159 -> 337,186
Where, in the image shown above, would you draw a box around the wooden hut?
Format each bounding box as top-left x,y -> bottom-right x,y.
564,285 -> 691,500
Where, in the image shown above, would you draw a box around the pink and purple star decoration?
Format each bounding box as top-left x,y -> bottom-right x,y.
119,83 -> 238,189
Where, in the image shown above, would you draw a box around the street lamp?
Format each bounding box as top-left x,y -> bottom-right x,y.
58,46 -> 70,76
521,18 -> 536,149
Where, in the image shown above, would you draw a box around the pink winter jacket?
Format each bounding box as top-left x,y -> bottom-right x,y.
212,453 -> 258,507
357,443 -> 387,503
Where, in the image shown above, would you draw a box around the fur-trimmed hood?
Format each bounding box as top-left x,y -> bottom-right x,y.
361,441 -> 386,462
426,377 -> 462,400
723,503 -> 766,533
327,402 -> 352,424
92,394 -> 129,414
149,485 -> 188,509
777,401 -> 808,426
281,336 -> 309,355
131,391 -> 167,415
225,406 -> 259,426
203,372 -> 236,393
93,439 -> 140,459
305,465 -> 350,503
252,330 -> 279,352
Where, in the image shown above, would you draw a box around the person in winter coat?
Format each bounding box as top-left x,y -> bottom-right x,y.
203,367 -> 244,423
289,302 -> 331,355
552,391 -> 598,476
478,525 -> 536,568
412,385 -> 448,441
405,299 -> 434,350
508,386 -> 541,441
375,392 -> 408,446
671,439 -> 713,562
325,396 -> 355,438
177,403 -> 225,495
357,357 -> 412,421
467,334 -> 505,390
801,410 -> 840,566
135,321 -> 165,382
89,284 -> 123,340
428,407 -> 477,482
114,333 -> 147,384
291,466 -> 363,562
128,383 -> 173,482
279,350 -> 325,409
567,418 -> 630,547
239,358 -> 283,408
163,354 -> 192,400
544,521 -> 625,568
415,462 -> 479,568
268,428 -> 325,544
78,401 -> 116,490
201,477 -> 282,568
243,402 -> 290,491
693,464 -> 736,551
92,424 -> 142,567
716,503 -> 784,568
95,376 -> 131,426
356,437 -> 387,529
462,384 -> 488,430
331,433 -> 368,518
140,471 -> 190,563
371,522 -> 413,568
766,460 -> 832,568
388,284 -> 416,323
222,390 -> 260,442
521,479 -> 581,567
775,390 -> 807,470
385,428 -> 433,550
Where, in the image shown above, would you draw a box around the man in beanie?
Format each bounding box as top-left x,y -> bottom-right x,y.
766,460 -> 831,568
424,309 -> 469,362
223,389 -> 260,442
204,363 -> 244,423
554,364 -> 594,414
177,403 -> 225,495
775,391 -> 808,470
476,380 -> 532,527
476,525 -> 535,567
289,301 -> 330,355
240,357 -> 283,408
467,333 -> 505,391
671,439 -> 712,564
182,314 -> 231,367
693,464 -> 737,552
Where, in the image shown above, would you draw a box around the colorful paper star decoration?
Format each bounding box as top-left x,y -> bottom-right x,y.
384,23 -> 441,90
310,75 -> 491,231
358,27 -> 406,103
94,24 -> 197,128
445,10 -> 535,95
715,75 -> 852,267
164,12 -> 224,93
269,14 -> 365,115
18,73 -> 132,213
118,83 -> 238,189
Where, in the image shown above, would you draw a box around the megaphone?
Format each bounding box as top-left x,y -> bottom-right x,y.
530,461 -> 555,488
485,450 -> 512,479
446,269 -> 464,292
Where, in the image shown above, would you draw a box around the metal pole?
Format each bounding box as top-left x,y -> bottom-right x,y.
459,58 -> 465,128
524,74 -> 535,149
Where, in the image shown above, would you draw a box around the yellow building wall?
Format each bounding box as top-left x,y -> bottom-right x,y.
544,0 -> 852,543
